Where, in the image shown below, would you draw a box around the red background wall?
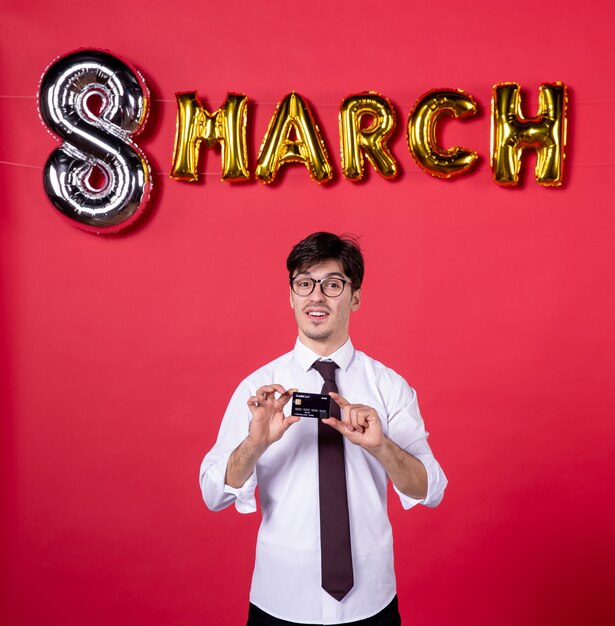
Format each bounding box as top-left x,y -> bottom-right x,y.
2,1 -> 614,625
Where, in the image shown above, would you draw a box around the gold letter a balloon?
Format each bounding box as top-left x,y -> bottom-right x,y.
255,93 -> 332,184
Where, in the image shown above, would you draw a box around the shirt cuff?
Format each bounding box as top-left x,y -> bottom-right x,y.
394,453 -> 448,510
223,469 -> 258,514
200,450 -> 258,514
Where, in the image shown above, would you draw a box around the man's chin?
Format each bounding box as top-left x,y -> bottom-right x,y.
302,328 -> 333,342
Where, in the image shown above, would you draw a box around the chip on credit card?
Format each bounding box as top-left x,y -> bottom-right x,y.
291,392 -> 331,418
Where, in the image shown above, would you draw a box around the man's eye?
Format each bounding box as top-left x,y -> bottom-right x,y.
326,280 -> 342,290
296,280 -> 311,288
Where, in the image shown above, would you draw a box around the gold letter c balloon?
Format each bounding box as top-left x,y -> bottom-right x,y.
408,89 -> 478,178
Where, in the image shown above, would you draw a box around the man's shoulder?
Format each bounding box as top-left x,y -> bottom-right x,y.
350,348 -> 418,410
351,349 -> 410,387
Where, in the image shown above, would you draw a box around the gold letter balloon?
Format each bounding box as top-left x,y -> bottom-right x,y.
339,93 -> 398,180
408,89 -> 478,179
171,92 -> 249,183
491,82 -> 568,186
255,93 -> 332,184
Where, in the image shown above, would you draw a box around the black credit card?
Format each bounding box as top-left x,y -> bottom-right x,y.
291,392 -> 331,418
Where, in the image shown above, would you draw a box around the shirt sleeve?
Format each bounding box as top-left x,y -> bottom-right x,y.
199,380 -> 258,514
385,378 -> 448,509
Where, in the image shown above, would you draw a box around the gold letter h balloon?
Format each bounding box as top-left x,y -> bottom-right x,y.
491,83 -> 567,186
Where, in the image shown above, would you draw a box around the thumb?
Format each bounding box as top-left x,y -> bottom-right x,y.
329,391 -> 350,409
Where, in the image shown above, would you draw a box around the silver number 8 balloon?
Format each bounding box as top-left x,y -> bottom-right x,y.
39,49 -> 152,233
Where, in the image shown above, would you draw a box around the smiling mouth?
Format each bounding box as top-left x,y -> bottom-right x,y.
305,309 -> 329,319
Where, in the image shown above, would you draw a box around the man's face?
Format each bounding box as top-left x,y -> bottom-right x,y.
289,259 -> 361,354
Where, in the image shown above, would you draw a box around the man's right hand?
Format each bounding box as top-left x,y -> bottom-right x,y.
225,385 -> 298,489
246,385 -> 299,452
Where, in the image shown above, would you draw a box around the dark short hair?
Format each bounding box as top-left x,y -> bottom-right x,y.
286,232 -> 364,289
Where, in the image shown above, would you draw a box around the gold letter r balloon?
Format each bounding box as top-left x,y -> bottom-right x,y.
339,92 -> 398,180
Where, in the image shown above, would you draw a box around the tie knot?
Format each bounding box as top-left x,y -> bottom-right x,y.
312,360 -> 339,382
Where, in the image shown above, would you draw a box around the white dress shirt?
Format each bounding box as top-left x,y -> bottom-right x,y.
200,338 -> 447,624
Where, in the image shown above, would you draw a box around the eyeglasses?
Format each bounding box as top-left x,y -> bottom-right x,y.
290,276 -> 353,297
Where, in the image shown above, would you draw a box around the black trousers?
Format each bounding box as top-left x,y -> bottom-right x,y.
246,595 -> 401,626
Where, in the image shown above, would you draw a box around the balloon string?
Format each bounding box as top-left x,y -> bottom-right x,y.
2,93 -> 615,106
0,94 -> 342,107
0,160 -> 234,176
2,160 -> 615,176
0,159 -> 42,170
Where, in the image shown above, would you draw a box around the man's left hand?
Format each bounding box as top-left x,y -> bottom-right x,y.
324,391 -> 429,500
322,392 -> 385,453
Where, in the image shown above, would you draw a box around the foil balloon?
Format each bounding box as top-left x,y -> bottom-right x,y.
339,92 -> 398,180
171,92 -> 249,182
491,82 -> 567,186
408,89 -> 478,178
38,49 -> 151,233
255,92 -> 332,184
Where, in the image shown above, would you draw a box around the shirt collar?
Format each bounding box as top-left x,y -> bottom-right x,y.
293,337 -> 354,372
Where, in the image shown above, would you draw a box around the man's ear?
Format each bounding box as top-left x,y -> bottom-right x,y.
289,287 -> 295,310
351,289 -> 361,312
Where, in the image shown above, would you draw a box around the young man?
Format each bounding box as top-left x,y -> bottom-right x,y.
200,232 -> 447,625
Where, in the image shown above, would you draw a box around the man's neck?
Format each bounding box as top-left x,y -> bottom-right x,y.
297,334 -> 348,357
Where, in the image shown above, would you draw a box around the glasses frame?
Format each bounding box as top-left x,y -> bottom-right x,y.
290,276 -> 354,298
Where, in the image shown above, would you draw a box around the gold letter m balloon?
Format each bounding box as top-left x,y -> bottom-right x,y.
491,83 -> 568,186
171,92 -> 249,182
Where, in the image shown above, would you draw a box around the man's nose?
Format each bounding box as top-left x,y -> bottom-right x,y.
308,284 -> 326,302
